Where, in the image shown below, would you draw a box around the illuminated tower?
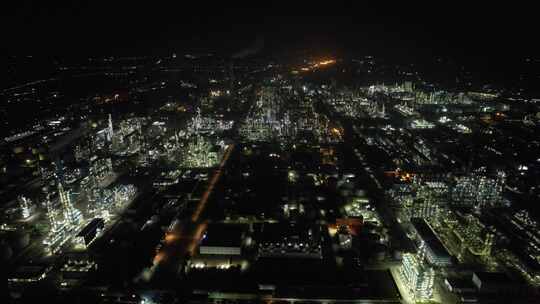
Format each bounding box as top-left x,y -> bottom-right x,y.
482,233 -> 494,256
194,108 -> 202,132
108,113 -> 114,141
404,81 -> 414,92
18,195 -> 31,219
17,195 -> 30,218
43,194 -> 70,254
45,195 -> 59,231
58,182 -> 82,227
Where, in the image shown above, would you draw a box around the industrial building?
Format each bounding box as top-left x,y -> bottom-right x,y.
192,224 -> 247,269
75,218 -> 104,247
199,224 -> 244,256
400,253 -> 435,300
411,218 -> 452,267
257,223 -> 323,259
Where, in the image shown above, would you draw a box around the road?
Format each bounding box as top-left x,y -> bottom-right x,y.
151,144 -> 235,283
191,144 -> 234,222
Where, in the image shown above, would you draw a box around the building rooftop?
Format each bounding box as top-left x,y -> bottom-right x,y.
77,218 -> 104,238
445,277 -> 477,291
411,218 -> 451,258
199,223 -> 245,248
258,222 -> 321,243
473,271 -> 513,284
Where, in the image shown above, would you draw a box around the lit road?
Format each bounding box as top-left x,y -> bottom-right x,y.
151,144 -> 235,281
192,144 -> 234,222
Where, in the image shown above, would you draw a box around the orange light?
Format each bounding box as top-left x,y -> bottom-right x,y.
319,59 -> 335,65
153,252 -> 166,265
187,222 -> 208,255
192,145 -> 234,221
165,233 -> 178,243
328,226 -> 338,236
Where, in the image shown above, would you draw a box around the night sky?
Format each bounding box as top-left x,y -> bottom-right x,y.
2,3 -> 539,63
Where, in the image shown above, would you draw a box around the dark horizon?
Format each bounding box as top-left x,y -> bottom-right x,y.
3,3 -> 539,59
4,3 -> 540,99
